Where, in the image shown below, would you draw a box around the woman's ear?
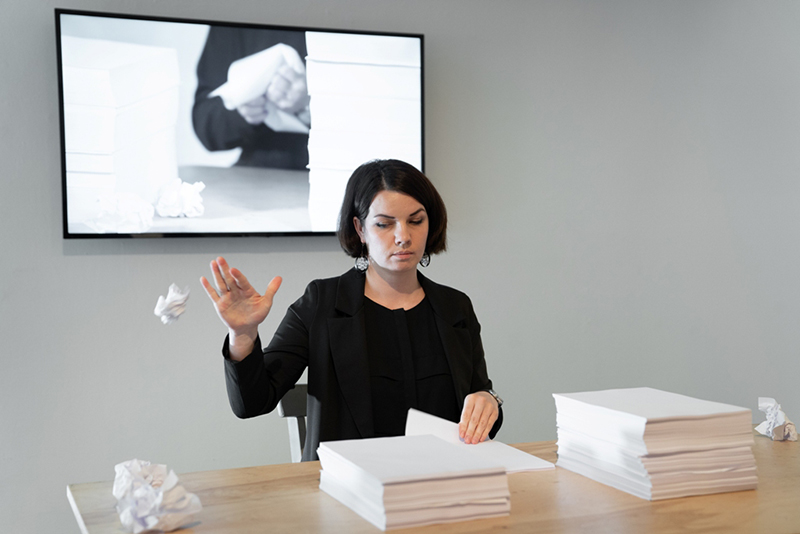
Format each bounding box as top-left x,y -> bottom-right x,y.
353,216 -> 364,242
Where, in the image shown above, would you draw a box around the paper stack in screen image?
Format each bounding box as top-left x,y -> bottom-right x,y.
317,434 -> 510,531
61,36 -> 180,225
304,32 -> 422,231
552,387 -> 757,500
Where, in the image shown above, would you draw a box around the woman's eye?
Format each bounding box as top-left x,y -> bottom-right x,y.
410,219 -> 424,225
375,222 -> 389,228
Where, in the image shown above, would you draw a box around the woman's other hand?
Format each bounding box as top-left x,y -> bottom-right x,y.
459,391 -> 499,444
200,256 -> 282,361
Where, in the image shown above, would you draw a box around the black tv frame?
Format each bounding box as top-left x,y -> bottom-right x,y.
55,8 -> 425,239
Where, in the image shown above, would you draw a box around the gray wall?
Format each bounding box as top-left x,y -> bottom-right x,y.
2,1 -> 799,531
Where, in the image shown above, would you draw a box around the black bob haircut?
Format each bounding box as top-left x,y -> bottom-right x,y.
338,159 -> 448,258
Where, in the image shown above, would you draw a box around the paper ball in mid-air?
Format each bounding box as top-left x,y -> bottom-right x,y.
154,284 -> 190,325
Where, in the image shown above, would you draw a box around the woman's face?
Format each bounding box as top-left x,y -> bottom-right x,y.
354,190 -> 429,275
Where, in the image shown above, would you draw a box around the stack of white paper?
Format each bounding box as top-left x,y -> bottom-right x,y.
61,36 -> 180,224
318,434 -> 510,530
304,32 -> 423,231
553,387 -> 757,500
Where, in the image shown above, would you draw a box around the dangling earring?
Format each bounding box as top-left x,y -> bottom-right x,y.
355,244 -> 369,272
419,252 -> 431,268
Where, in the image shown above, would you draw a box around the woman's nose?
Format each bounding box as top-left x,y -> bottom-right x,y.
395,224 -> 410,244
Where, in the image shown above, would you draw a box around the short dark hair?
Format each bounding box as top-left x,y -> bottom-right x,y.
338,159 -> 448,258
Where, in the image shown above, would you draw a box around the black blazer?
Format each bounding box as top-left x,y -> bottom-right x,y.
224,268 -> 503,461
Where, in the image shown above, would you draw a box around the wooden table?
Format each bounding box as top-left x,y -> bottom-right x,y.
68,436 -> 799,533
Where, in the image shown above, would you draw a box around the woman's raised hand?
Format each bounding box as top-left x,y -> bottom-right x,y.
200,257 -> 282,360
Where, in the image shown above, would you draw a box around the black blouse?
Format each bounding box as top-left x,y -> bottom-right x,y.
363,296 -> 460,437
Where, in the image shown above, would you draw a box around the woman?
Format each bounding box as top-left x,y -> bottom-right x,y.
201,159 -> 503,461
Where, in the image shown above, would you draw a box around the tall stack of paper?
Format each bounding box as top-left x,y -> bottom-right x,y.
553,387 -> 757,500
304,32 -> 423,231
61,36 -> 180,224
318,434 -> 510,530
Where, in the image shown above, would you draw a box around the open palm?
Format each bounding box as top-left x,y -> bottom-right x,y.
201,257 -> 282,336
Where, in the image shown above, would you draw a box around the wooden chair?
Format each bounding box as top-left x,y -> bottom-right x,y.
277,384 -> 307,463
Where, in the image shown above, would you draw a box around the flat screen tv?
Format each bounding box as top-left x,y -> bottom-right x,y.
55,9 -> 424,238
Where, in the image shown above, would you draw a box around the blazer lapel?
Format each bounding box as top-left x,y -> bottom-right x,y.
327,269 -> 374,438
419,273 -> 472,403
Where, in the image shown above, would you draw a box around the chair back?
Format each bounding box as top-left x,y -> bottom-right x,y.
277,384 -> 307,463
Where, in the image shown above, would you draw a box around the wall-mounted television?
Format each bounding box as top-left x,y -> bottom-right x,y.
55,9 -> 424,238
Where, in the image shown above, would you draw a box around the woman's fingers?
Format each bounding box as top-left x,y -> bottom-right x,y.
199,276 -> 220,303
264,276 -> 283,300
216,257 -> 237,291
459,392 -> 499,444
459,397 -> 479,442
214,257 -> 253,295
229,267 -> 254,293
474,409 -> 494,443
464,408 -> 489,444
210,258 -> 228,293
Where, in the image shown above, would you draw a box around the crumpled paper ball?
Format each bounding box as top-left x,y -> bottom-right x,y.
154,284 -> 189,325
112,459 -> 202,534
155,179 -> 206,218
755,397 -> 797,441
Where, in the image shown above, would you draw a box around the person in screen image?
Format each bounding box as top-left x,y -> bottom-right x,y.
201,159 -> 503,461
192,26 -> 310,169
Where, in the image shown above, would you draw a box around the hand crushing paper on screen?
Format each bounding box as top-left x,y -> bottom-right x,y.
191,27 -> 310,169
210,44 -> 310,133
